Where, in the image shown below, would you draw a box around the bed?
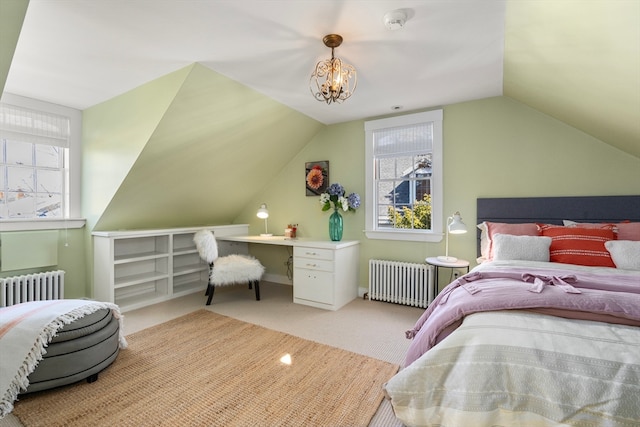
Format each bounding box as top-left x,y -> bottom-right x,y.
383,195 -> 640,427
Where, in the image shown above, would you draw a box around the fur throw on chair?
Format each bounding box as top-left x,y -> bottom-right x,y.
194,230 -> 265,287
193,230 -> 219,263
210,254 -> 265,286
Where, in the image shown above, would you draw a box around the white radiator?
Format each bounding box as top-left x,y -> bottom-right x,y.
0,270 -> 65,307
368,260 -> 432,308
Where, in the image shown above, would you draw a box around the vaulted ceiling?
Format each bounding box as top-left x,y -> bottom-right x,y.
1,0 -> 639,158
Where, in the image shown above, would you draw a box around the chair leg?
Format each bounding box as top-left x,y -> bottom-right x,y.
206,285 -> 215,305
204,263 -> 215,304
254,280 -> 260,301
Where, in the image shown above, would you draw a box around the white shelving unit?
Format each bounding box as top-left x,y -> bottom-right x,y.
93,225 -> 248,312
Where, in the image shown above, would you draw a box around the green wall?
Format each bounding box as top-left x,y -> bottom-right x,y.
443,96 -> 640,271
234,120 -> 367,280
82,63 -> 324,233
3,97 -> 638,298
0,228 -> 87,298
80,63 -> 323,296
236,96 -> 640,290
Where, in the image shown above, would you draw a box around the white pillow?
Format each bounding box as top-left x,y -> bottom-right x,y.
492,234 -> 552,262
604,240 -> 640,270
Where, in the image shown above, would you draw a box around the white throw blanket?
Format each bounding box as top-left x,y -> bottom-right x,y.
385,310 -> 640,427
0,299 -> 127,417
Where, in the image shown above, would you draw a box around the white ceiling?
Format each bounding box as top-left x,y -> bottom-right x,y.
4,0 -> 506,124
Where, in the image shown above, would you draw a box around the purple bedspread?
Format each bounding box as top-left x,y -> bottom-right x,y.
404,263 -> 640,367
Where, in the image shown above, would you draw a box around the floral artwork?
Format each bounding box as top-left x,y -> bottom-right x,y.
305,161 -> 329,196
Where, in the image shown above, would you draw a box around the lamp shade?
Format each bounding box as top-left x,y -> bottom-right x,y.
437,211 -> 467,262
448,211 -> 467,234
257,203 -> 272,236
256,204 -> 269,219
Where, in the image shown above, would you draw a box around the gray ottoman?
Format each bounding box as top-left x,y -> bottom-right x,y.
24,308 -> 120,393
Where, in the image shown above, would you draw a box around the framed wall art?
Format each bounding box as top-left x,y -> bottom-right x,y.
305,161 -> 329,196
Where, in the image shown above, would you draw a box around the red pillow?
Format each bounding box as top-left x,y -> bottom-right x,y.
538,224 -> 616,267
565,220 -> 640,241
616,222 -> 640,241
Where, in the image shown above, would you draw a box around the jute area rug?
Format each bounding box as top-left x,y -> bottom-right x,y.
12,309 -> 399,427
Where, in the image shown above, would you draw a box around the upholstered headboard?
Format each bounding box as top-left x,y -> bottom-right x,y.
476,195 -> 640,257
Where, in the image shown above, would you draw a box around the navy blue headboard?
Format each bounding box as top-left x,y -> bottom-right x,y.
476,195 -> 640,257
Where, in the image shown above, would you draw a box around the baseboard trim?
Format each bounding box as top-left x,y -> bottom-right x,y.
264,273 -> 292,285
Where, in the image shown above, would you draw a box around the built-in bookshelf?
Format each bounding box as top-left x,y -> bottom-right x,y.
93,225 -> 248,311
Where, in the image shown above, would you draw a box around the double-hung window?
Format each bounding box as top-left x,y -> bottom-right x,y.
0,94 -> 82,230
364,110 -> 443,242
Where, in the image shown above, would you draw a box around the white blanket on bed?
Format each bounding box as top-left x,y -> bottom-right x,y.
384,310 -> 640,427
0,299 -> 127,418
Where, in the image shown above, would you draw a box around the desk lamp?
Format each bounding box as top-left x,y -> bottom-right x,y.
257,203 -> 272,237
437,211 -> 467,262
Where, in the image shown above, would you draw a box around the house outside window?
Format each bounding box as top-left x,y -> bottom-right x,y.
364,110 -> 443,242
0,94 -> 83,231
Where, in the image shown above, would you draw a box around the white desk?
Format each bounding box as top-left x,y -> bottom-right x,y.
218,235 -> 360,311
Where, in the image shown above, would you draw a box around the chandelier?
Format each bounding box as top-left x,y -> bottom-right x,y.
310,34 -> 357,104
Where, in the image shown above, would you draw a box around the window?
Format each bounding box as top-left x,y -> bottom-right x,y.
364,110 -> 443,242
0,94 -> 83,231
0,104 -> 69,218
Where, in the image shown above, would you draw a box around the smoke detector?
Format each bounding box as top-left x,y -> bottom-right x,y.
383,10 -> 407,30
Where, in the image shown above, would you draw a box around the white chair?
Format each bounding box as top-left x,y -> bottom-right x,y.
193,230 -> 265,305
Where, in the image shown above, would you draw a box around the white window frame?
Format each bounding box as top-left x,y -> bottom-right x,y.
364,110 -> 443,242
0,93 -> 84,231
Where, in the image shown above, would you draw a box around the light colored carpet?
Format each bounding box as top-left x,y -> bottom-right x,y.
3,282 -> 424,426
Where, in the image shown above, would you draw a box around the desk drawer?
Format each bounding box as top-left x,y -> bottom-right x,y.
293,269 -> 333,304
294,246 -> 333,261
294,257 -> 333,272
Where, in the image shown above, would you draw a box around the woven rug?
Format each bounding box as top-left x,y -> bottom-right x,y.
12,309 -> 399,427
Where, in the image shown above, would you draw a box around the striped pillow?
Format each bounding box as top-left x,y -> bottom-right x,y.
538,224 -> 616,267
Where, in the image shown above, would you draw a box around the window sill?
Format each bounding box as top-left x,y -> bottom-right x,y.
364,229 -> 443,242
0,218 -> 86,232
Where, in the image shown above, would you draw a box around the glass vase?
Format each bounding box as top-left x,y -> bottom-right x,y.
329,208 -> 343,241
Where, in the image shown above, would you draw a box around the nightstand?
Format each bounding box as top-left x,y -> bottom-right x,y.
425,257 -> 470,296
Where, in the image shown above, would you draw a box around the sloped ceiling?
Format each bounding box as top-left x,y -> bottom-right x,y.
0,0 -> 28,95
2,1 -> 638,159
89,64 -> 325,231
504,1 -> 640,158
